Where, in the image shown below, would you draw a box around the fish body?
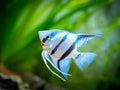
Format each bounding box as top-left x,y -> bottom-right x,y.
38,29 -> 102,81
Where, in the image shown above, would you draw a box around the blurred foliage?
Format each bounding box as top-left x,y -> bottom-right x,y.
1,0 -> 120,90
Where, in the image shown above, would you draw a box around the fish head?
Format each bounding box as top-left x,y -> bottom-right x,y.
38,30 -> 62,50
38,31 -> 50,48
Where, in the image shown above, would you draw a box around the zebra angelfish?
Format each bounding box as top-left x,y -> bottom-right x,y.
38,29 -> 102,81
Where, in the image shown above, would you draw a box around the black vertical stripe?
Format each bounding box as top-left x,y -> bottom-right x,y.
57,41 -> 75,69
50,34 -> 68,55
42,35 -> 49,43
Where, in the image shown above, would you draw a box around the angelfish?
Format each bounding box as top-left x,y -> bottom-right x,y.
38,29 -> 102,81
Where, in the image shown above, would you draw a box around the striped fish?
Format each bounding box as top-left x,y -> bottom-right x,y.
38,29 -> 102,81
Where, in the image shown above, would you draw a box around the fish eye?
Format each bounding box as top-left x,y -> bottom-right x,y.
50,32 -> 56,38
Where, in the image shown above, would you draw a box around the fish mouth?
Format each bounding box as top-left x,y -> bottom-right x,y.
41,42 -> 45,46
41,42 -> 47,46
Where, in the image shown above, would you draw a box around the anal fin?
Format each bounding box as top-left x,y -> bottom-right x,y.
59,58 -> 71,79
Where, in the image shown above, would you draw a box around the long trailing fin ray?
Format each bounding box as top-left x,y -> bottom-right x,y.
44,51 -> 71,76
42,51 -> 66,81
74,52 -> 96,70
59,58 -> 71,79
76,34 -> 102,49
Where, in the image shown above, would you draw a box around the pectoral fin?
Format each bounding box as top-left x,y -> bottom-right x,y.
44,51 -> 71,76
42,51 -> 66,81
42,51 -> 71,81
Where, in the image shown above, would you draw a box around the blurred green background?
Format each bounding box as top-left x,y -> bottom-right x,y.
1,0 -> 120,90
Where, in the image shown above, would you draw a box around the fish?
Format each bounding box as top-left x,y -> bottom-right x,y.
38,29 -> 102,81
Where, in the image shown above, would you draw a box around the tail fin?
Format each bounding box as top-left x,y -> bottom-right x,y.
74,52 -> 96,70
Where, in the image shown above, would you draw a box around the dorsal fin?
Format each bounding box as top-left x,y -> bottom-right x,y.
76,34 -> 102,49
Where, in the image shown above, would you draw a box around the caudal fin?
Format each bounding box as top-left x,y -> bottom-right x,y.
74,52 -> 96,70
